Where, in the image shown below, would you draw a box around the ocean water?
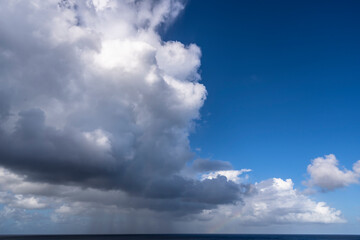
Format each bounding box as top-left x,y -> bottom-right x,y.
0,235 -> 359,240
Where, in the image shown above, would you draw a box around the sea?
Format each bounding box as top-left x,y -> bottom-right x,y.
0,235 -> 359,240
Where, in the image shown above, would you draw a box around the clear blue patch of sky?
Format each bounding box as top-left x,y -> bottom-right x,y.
163,0 -> 360,185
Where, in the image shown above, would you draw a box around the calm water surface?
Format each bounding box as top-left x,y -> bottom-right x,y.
1,235 -> 360,240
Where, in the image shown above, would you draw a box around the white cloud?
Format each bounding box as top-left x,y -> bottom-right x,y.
12,195 -> 47,210
189,178 -> 345,233
304,154 -> 360,191
95,39 -> 156,70
241,178 -> 345,224
55,205 -> 72,214
83,129 -> 111,150
201,169 -> 252,184
156,42 -> 201,81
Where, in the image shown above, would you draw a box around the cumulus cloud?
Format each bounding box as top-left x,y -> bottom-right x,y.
183,178 -> 345,233
0,0 -> 211,197
239,178 -> 345,224
304,154 -> 360,192
11,195 -> 47,210
0,0 -> 346,233
0,0 -> 247,230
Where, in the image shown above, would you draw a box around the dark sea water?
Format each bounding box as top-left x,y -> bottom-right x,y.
0,235 -> 360,240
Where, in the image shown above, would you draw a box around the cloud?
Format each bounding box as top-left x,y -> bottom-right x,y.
201,169 -> 252,184
304,154 -> 360,192
0,166 -> 346,233
240,178 -> 345,224
192,158 -> 233,172
185,178 -> 345,233
0,0 -> 208,194
12,195 -> 47,210
0,0 -> 247,229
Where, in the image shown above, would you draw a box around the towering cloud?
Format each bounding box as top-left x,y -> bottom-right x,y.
0,0 -> 245,218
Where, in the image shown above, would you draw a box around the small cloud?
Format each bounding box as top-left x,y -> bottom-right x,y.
12,195 -> 47,209
201,169 -> 252,184
303,154 -> 360,192
55,205 -> 72,214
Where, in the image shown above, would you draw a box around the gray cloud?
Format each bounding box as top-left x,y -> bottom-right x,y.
192,158 -> 233,172
0,164 -> 345,233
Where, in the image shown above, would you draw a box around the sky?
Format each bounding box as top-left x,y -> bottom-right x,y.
0,0 -> 360,234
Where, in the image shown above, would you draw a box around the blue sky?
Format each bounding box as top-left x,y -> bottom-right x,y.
0,0 -> 360,234
165,0 -> 360,183
164,0 -> 360,229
